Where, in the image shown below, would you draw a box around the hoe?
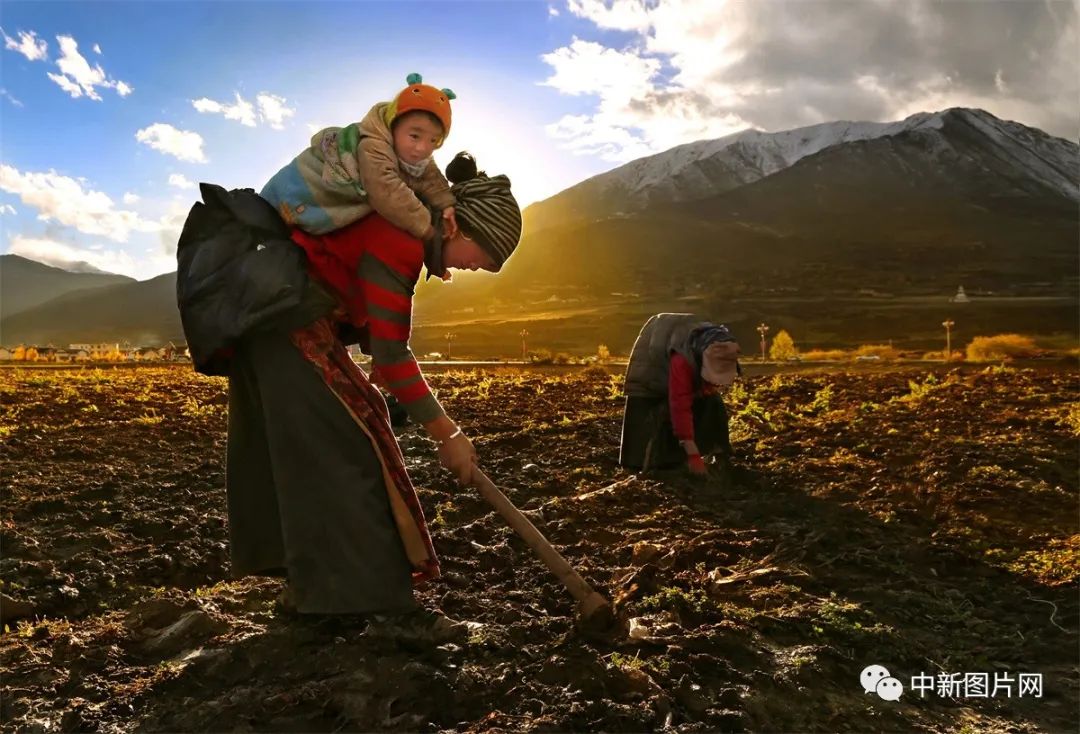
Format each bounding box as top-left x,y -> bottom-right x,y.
470,467 -> 618,633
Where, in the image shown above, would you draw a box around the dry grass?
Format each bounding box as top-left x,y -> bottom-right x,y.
966,334 -> 1040,362
801,349 -> 849,361
852,344 -> 902,361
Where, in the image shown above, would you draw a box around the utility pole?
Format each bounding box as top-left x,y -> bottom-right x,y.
942,319 -> 955,362
519,329 -> 529,362
445,332 -> 456,361
757,323 -> 770,362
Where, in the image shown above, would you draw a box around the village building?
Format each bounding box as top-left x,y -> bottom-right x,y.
135,347 -> 164,361
70,343 -> 121,355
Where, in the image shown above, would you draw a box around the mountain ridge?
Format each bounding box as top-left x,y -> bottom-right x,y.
523,107 -> 1078,234
0,255 -> 136,322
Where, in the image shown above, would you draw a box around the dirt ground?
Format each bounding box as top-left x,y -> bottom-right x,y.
1,363 -> 1077,733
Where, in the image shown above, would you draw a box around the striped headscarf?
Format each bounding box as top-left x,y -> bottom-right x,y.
450,174 -> 522,271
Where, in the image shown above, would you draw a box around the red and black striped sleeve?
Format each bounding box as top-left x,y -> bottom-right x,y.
359,232 -> 446,424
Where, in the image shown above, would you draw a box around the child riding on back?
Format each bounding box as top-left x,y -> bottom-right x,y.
261,73 -> 459,241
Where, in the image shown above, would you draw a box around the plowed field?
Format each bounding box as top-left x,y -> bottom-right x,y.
2,364 -> 1077,733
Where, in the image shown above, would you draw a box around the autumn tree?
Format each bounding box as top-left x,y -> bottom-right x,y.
769,330 -> 798,360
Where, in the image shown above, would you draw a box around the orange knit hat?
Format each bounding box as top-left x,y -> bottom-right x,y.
384,73 -> 456,140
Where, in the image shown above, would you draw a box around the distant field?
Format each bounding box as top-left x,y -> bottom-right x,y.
411,294 -> 1078,358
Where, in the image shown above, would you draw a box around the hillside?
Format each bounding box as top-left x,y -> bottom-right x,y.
407,194 -> 1076,357
0,272 -> 181,346
0,255 -> 135,321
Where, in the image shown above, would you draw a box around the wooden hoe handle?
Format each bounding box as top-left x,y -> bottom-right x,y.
471,467 -> 611,618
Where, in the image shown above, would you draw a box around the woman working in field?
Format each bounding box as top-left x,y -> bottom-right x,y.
619,313 -> 741,474
178,152 -> 522,639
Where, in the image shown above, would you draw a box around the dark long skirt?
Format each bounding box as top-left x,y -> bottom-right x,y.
226,326 -> 416,614
619,394 -> 731,470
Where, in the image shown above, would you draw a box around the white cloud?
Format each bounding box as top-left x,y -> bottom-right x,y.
541,37 -> 660,98
538,2 -> 757,161
8,235 -> 136,276
546,0 -> 1079,159
540,34 -> 745,161
193,90 -> 295,129
135,123 -> 207,163
0,204 -> 16,215
256,93 -> 295,130
549,5 -> 560,17
193,92 -> 256,126
2,28 -> 48,61
168,173 -> 195,190
122,192 -> 140,205
93,43 -> 102,54
47,72 -> 83,97
0,88 -> 23,107
53,35 -> 105,99
994,69 -> 1008,94
566,0 -> 652,32
0,164 -> 159,242
545,113 -> 656,161
48,34 -> 133,101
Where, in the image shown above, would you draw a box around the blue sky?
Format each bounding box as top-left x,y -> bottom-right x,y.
1,1 -> 1076,280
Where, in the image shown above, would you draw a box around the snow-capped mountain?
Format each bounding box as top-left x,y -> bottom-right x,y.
523,108 -> 1078,232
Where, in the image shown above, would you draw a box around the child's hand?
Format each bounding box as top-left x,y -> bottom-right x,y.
442,207 -> 459,240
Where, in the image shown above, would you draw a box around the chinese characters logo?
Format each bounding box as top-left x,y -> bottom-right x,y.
861,665 -> 1044,701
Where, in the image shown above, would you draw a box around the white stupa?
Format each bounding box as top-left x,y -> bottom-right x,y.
951,286 -> 970,303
